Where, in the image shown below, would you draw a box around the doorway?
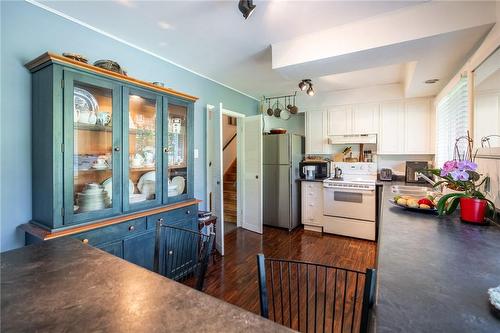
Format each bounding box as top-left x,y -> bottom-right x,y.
222,114 -> 238,235
206,104 -> 263,256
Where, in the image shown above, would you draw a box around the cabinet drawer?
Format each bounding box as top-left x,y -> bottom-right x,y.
72,217 -> 147,246
146,205 -> 197,229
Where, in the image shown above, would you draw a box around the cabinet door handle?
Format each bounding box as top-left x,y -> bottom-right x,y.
128,225 -> 135,231
82,238 -> 89,244
114,146 -> 120,152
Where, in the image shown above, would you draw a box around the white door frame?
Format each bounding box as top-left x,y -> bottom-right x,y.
206,104 -> 245,255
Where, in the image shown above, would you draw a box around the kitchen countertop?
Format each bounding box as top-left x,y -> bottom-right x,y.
372,182 -> 500,332
1,238 -> 293,333
297,178 -> 327,182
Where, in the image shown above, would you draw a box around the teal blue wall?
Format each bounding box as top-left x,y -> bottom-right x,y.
0,1 -> 259,251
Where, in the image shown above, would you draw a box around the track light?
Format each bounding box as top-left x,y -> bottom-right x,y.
306,84 -> 315,96
238,0 -> 256,19
298,79 -> 311,91
298,79 -> 314,96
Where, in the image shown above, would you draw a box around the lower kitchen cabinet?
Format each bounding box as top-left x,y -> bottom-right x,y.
123,231 -> 156,270
301,181 -> 324,232
97,240 -> 123,258
24,202 -> 199,273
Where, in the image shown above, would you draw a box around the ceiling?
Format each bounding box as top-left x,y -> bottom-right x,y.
35,0 -> 496,100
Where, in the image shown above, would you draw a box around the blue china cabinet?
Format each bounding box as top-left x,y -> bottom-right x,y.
23,53 -> 199,270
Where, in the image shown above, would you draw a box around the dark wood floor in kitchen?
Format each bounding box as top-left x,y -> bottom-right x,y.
202,226 -> 377,315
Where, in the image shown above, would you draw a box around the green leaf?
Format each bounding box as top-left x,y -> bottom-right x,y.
437,193 -> 466,215
445,196 -> 461,215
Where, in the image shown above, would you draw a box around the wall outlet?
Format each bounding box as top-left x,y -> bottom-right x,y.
194,149 -> 199,159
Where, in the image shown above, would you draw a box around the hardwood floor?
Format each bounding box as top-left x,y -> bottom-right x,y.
203,226 -> 377,316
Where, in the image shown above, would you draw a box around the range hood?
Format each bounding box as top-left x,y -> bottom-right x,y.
328,134 -> 377,144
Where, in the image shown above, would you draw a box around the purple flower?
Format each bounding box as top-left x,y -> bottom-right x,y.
450,169 -> 469,181
457,160 -> 477,171
440,160 -> 457,177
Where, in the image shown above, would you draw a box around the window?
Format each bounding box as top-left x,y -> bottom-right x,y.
436,76 -> 469,167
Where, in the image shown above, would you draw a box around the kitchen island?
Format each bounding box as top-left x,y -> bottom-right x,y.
372,182 -> 500,332
1,238 -> 292,333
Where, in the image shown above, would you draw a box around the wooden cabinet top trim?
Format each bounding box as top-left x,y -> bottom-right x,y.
25,52 -> 198,102
22,199 -> 202,241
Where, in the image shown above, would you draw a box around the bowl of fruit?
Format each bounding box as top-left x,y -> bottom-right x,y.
389,195 -> 439,214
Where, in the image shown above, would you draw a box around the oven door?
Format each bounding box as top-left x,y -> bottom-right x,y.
323,186 -> 376,221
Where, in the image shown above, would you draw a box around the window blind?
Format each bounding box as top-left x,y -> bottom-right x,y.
436,77 -> 469,167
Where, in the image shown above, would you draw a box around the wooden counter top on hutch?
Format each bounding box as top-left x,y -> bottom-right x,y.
23,52 -> 200,271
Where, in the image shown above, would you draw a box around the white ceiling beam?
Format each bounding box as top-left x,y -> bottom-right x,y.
272,1 -> 496,77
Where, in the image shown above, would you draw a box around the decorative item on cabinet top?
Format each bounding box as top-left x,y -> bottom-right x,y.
25,52 -> 198,102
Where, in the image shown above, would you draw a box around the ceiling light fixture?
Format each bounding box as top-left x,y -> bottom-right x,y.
298,79 -> 311,91
238,0 -> 256,19
298,79 -> 314,96
306,84 -> 315,96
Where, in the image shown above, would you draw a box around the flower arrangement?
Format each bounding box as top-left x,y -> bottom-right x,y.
428,160 -> 496,222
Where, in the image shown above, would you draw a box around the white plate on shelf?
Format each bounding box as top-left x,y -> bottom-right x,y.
137,171 -> 156,193
102,178 -> 134,199
129,193 -> 147,204
171,176 -> 185,195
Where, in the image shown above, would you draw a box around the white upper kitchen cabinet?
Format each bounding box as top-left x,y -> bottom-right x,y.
305,111 -> 331,154
327,106 -> 352,135
405,99 -> 432,154
352,103 -> 379,134
379,101 -> 405,154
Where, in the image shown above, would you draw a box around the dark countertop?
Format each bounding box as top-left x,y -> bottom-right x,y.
1,238 -> 292,333
372,182 -> 500,332
297,178 -> 326,183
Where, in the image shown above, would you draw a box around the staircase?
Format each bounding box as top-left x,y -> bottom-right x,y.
223,161 -> 237,223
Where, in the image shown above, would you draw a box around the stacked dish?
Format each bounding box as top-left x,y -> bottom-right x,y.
76,183 -> 110,212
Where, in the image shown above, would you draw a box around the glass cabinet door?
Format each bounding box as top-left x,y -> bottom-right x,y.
64,71 -> 121,223
124,88 -> 162,211
164,101 -> 190,202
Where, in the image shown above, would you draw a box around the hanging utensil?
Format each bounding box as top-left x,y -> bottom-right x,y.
266,99 -> 273,116
286,96 -> 293,110
290,94 -> 298,114
273,100 -> 281,117
280,97 -> 291,120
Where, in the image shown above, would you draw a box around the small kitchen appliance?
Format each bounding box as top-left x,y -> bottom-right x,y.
380,168 -> 393,181
323,162 -> 377,241
405,161 -> 429,183
303,165 -> 316,180
299,160 -> 329,180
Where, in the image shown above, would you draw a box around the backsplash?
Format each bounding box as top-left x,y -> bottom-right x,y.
377,155 -> 435,175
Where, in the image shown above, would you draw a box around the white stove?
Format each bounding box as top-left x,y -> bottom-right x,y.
322,162 -> 377,241
323,162 -> 377,190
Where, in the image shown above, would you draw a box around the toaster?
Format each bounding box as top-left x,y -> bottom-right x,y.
380,168 -> 393,181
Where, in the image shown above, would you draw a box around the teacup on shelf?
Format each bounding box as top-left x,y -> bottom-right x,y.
96,112 -> 111,126
129,153 -> 144,168
92,157 -> 109,170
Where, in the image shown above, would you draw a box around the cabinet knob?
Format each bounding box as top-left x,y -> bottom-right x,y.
186,210 -> 190,214
168,250 -> 173,255
163,147 -> 168,153
114,146 -> 121,152
128,225 -> 135,231
82,238 -> 89,244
